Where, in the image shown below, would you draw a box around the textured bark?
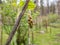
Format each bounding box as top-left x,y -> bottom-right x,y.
5,0 -> 30,45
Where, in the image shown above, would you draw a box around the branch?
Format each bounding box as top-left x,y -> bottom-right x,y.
5,0 -> 30,45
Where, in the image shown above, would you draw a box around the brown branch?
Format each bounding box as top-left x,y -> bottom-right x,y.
5,0 -> 30,45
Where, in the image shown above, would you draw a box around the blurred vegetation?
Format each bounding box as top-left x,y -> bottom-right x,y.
0,0 -> 60,45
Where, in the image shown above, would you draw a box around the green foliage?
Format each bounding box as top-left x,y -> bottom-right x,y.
12,2 -> 17,7
40,14 -> 59,26
2,1 -> 30,44
18,1 -> 25,7
2,4 -> 17,16
2,3 -> 17,35
18,1 -> 36,10
27,1 -> 36,10
32,11 -> 39,19
48,13 -> 58,23
1,0 -> 60,45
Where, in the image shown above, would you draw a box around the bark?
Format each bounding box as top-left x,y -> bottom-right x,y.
47,0 -> 49,14
5,0 -> 30,45
40,0 -> 44,15
50,1 -> 55,14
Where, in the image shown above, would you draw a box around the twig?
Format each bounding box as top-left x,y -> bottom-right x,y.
5,0 -> 30,45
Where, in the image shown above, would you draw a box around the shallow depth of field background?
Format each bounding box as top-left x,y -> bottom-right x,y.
0,0 -> 60,45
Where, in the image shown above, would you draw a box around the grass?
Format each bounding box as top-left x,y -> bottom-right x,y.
32,27 -> 60,45
1,25 -> 60,45
1,14 -> 60,45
